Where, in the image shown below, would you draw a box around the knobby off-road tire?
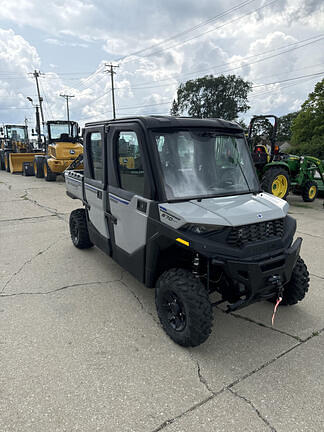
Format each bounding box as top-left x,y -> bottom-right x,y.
69,209 -> 93,249
34,157 -> 44,178
302,181 -> 318,202
155,268 -> 213,347
43,159 -> 56,182
269,257 -> 309,306
262,167 -> 290,200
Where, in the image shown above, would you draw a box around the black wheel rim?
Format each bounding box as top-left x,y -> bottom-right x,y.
161,291 -> 186,332
70,219 -> 79,244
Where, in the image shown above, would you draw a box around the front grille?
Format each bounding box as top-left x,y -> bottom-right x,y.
227,219 -> 284,247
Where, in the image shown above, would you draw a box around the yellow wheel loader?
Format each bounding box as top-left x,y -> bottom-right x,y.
0,124 -> 41,173
33,120 -> 83,181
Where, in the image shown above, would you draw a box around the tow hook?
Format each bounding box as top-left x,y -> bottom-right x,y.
268,274 -> 284,296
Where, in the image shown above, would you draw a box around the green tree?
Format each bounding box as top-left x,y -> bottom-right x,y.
290,78 -> 324,159
171,74 -> 252,120
277,112 -> 299,142
249,118 -> 274,146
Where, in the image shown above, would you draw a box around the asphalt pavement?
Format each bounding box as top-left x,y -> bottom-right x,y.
0,171 -> 323,432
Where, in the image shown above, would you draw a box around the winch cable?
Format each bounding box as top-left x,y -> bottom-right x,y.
271,296 -> 283,326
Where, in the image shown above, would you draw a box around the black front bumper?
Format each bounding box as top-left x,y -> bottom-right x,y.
213,237 -> 302,312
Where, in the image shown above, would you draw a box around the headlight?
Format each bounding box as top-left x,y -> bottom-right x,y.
181,223 -> 224,234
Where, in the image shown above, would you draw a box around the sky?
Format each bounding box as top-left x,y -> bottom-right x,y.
0,0 -> 323,129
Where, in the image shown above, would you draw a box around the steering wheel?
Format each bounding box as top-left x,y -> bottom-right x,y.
207,167 -> 236,189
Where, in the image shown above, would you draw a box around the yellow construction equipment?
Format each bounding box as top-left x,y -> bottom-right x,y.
5,120 -> 83,178
34,120 -> 83,181
0,124 -> 38,172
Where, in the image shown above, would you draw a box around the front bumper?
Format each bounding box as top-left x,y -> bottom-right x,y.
48,158 -> 83,173
213,237 -> 302,312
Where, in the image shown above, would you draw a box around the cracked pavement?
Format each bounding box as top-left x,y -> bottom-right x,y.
0,172 -> 324,432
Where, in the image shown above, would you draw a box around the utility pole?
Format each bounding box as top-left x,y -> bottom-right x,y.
105,63 -> 119,119
60,94 -> 75,123
29,70 -> 45,126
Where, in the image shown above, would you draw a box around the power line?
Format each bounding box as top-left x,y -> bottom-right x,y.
121,0 -> 281,64
118,0 -> 256,61
82,34 -> 324,113
39,79 -> 54,119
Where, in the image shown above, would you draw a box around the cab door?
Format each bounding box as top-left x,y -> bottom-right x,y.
84,127 -> 111,255
106,125 -> 153,281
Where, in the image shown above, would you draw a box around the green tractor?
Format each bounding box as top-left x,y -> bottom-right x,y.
247,115 -> 324,202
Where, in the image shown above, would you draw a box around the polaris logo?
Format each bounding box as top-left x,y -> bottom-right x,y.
70,150 -> 75,155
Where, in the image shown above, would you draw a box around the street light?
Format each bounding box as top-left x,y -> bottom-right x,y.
27,97 -> 41,145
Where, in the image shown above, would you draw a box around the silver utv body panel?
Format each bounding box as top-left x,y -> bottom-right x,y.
158,193 -> 289,229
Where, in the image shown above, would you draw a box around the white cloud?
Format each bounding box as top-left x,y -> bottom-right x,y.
0,1 -> 323,126
44,38 -> 88,48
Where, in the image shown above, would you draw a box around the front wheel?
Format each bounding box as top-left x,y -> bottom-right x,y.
155,268 -> 213,347
262,168 -> 290,200
43,159 -> 56,182
269,257 -> 309,306
302,181 -> 318,202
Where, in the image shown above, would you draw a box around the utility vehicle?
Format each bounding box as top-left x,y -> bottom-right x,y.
65,116 -> 309,347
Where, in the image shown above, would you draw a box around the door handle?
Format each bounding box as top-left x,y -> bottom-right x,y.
97,190 -> 102,199
105,211 -> 117,225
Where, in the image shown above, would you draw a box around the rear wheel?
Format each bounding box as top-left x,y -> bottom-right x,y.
302,181 -> 318,202
69,209 -> 93,249
43,159 -> 56,182
262,168 -> 290,199
0,151 -> 5,170
34,157 -> 44,178
5,152 -> 11,172
155,268 -> 213,347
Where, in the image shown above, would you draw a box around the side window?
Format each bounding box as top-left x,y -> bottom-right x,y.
89,132 -> 103,181
117,131 -> 144,196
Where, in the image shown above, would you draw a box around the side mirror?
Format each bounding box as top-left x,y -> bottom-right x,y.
32,129 -> 35,134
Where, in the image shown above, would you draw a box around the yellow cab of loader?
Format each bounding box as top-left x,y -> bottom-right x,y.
34,120 -> 83,181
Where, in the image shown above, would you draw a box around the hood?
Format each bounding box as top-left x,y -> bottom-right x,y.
158,193 -> 289,229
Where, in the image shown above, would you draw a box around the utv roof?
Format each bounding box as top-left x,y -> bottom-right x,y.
85,115 -> 243,131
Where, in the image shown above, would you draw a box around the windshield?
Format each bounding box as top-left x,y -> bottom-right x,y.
48,122 -> 77,140
153,129 -> 259,200
6,126 -> 27,142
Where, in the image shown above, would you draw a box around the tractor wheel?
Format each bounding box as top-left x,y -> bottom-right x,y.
269,257 -> 309,306
302,181 -> 318,202
43,159 -> 56,182
261,168 -> 290,200
34,157 -> 44,178
0,151 -> 5,170
5,152 -> 11,172
69,209 -> 93,249
155,268 -> 213,347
